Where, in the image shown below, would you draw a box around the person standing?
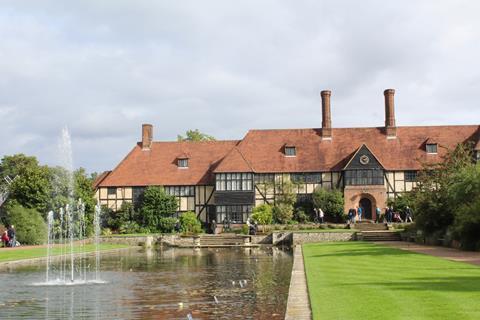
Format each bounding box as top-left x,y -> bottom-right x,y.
211,219 -> 217,234
375,207 -> 381,223
1,230 -> 9,247
319,208 -> 325,224
405,206 -> 414,223
7,225 -> 15,247
357,206 -> 363,222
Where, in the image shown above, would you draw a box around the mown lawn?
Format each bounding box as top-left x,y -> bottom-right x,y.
303,242 -> 480,320
0,243 -> 129,262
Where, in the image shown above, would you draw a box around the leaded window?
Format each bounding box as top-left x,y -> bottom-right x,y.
216,173 -> 253,191
344,169 -> 384,185
216,205 -> 252,223
132,187 -> 145,208
285,146 -> 296,156
254,173 -> 275,184
107,187 -> 116,196
164,186 -> 195,196
291,173 -> 322,184
426,143 -> 438,154
404,171 -> 417,182
178,159 -> 189,168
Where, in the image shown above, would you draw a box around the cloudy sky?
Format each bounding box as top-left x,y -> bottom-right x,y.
0,1 -> 479,173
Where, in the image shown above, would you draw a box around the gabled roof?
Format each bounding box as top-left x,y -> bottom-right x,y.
93,171 -> 111,189
342,144 -> 385,170
214,147 -> 253,173
98,140 -> 239,187
232,125 -> 479,172
98,124 -> 479,188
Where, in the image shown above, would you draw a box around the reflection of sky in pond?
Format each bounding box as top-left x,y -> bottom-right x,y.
0,247 -> 293,319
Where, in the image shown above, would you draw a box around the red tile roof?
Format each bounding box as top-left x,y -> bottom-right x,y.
230,125 -> 479,172
98,124 -> 479,187
98,140 -> 239,187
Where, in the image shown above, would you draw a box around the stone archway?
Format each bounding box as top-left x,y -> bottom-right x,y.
359,197 -> 372,220
344,186 -> 387,221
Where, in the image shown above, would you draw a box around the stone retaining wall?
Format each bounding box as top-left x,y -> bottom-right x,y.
101,231 -> 357,247
292,232 -> 356,245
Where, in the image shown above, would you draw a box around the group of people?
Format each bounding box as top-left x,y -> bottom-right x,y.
347,206 -> 364,223
380,205 -> 414,223
1,225 -> 18,247
347,205 -> 414,224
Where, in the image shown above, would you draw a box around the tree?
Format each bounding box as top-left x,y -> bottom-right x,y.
251,204 -> 273,232
0,154 -> 39,178
271,179 -> 297,223
411,144 -> 473,235
3,203 -> 47,245
312,187 -> 344,222
9,164 -> 52,214
140,186 -> 178,230
179,211 -> 202,234
177,129 -> 216,142
447,164 -> 480,250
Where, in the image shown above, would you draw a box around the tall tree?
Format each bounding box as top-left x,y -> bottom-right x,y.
140,186 -> 178,231
1,154 -> 52,214
177,129 -> 216,142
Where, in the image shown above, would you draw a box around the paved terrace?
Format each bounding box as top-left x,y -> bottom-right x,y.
377,241 -> 480,266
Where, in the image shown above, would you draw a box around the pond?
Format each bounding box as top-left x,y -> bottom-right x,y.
0,247 -> 293,319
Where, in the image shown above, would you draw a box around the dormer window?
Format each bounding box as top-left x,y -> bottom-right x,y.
426,143 -> 438,154
285,146 -> 296,157
178,158 -> 188,168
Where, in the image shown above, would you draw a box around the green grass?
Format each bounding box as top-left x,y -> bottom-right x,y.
0,243 -> 129,262
102,233 -> 161,237
292,229 -> 357,233
303,242 -> 480,320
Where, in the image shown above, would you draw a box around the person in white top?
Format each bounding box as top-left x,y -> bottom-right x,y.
319,208 -> 325,224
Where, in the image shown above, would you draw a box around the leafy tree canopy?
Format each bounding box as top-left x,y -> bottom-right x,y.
140,186 -> 178,230
177,129 -> 216,142
312,187 -> 344,221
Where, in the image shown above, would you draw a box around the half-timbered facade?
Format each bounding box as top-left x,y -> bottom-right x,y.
95,89 -> 480,223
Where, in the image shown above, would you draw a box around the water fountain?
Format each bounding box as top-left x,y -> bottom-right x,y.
36,127 -> 105,286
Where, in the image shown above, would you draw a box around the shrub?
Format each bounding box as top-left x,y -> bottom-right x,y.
158,217 -> 178,233
273,203 -> 293,224
179,211 -> 202,234
4,204 -> 47,245
312,187 -> 344,222
293,207 -> 309,223
251,204 -> 273,232
119,221 -> 140,234
241,224 -> 249,235
140,186 -> 178,231
101,227 -> 112,236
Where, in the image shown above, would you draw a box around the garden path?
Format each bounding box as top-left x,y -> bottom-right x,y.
376,241 -> 480,266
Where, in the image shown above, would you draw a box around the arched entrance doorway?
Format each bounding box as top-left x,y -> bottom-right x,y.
359,198 -> 372,220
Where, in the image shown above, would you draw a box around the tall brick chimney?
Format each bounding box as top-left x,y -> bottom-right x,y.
384,89 -> 397,138
141,124 -> 153,150
321,90 -> 332,140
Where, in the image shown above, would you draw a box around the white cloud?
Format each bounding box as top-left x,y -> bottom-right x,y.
0,1 -> 479,172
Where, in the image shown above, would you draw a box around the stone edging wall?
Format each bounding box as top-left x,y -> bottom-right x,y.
285,245 -> 312,320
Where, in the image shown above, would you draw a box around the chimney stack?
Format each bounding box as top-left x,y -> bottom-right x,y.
384,89 -> 397,138
141,124 -> 153,150
321,90 -> 332,140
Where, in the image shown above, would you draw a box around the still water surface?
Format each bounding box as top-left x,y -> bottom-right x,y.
0,247 -> 293,319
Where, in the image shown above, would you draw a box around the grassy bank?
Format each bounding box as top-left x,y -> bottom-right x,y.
0,243 -> 129,263
303,242 -> 480,320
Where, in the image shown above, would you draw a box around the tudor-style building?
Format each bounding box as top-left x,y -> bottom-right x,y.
94,89 -> 480,223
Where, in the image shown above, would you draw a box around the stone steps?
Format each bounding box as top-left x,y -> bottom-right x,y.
360,231 -> 402,241
354,222 -> 388,232
198,235 -> 249,246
